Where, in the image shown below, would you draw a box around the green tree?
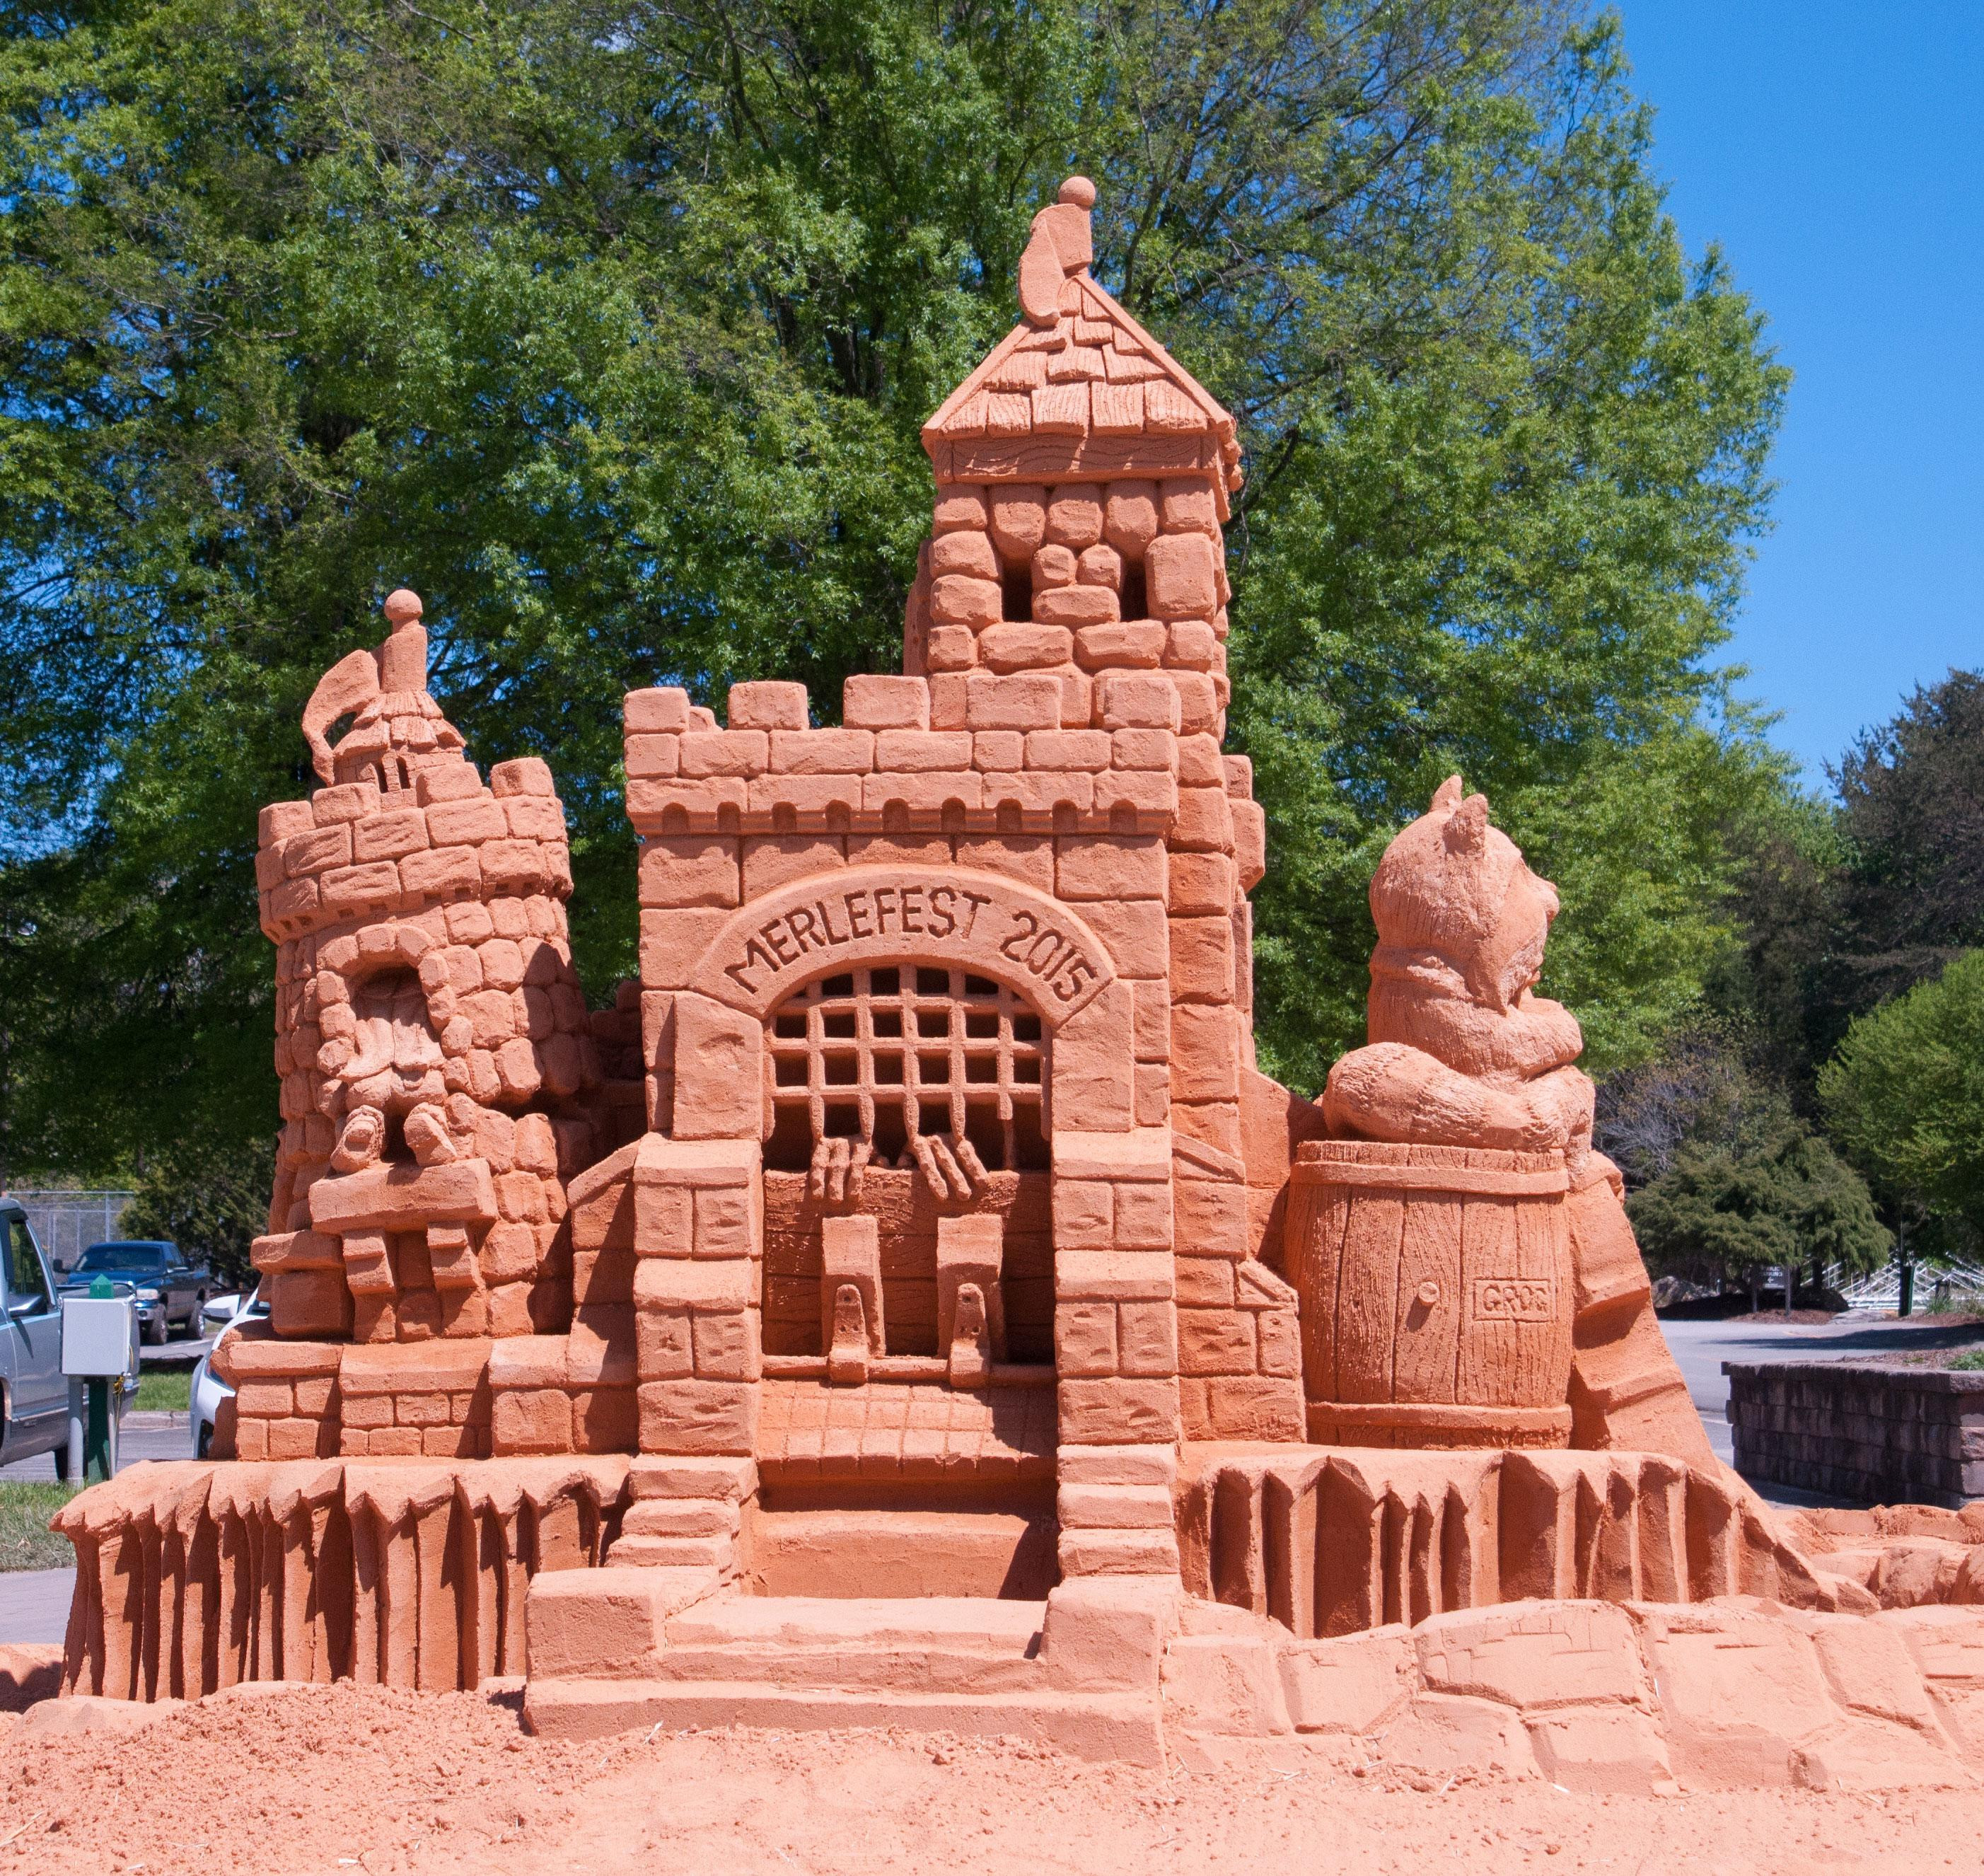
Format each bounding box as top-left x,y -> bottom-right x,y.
0,0 -> 1789,1186
1805,673 -> 1984,1061
120,1135 -> 278,1292
1625,1129 -> 1889,1304
1601,1015 -> 1888,1298
1693,780 -> 1843,1109
1820,949 -> 1984,1239
1695,670 -> 1984,1115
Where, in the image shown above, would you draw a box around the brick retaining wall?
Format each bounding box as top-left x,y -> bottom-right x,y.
1725,1359 -> 1984,1507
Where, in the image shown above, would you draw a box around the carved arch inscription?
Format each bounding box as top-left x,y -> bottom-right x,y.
690,866 -> 1116,1025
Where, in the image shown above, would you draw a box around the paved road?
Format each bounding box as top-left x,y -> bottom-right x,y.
1659,1311 -> 1984,1503
0,1570 -> 74,1645
0,1411 -> 190,1483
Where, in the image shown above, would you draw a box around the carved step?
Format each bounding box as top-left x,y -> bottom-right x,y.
522,1679 -> 1163,1764
521,1575 -> 1178,1761
652,1595 -> 1047,1693
666,1593 -> 1046,1650
741,1507 -> 1057,1599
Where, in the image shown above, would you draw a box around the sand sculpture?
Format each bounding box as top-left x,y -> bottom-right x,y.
51,176 -> 1984,1778
1298,777 -> 1713,1464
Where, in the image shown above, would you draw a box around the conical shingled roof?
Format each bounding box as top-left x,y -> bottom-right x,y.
920,180 -> 1243,516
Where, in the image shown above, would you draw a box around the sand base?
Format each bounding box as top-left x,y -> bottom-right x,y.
0,1677 -> 1971,1875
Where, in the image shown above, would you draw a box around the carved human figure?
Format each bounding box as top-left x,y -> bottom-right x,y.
323,966 -> 460,1172
301,587 -> 461,790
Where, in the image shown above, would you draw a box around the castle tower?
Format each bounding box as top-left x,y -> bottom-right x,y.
600,175 -> 1304,1592
911,175 -> 1243,702
248,591 -> 642,1451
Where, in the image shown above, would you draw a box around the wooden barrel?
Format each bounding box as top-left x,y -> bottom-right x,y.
1285,1140 -> 1573,1449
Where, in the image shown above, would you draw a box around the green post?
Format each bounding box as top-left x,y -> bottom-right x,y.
84,1274 -> 117,1481
84,1377 -> 112,1482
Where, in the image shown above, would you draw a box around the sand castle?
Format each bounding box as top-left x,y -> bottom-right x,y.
52,179 -> 1984,1783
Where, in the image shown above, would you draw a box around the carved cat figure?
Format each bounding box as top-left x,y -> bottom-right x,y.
1324,775 -> 1619,1190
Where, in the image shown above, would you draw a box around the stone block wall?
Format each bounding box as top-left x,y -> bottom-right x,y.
488,1321 -> 637,1457
212,1336 -> 342,1461
1727,1360 -> 1984,1507
215,1331 -> 500,1460
337,1341 -> 493,1458
1172,1132 -> 1304,1441
622,661 -> 1300,1451
1051,1127 -> 1183,1576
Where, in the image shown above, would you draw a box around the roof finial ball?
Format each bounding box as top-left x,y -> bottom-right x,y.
383,587 -> 424,629
1018,174 -> 1099,325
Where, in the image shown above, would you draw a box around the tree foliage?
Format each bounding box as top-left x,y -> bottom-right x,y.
1830,676 -> 1984,991
120,1135 -> 278,1291
1613,668 -> 1984,1287
1820,949 -> 1984,1239
1625,1130 -> 1889,1295
1694,670 -> 1984,1118
1602,1017 -> 1888,1292
0,0 -> 1788,1187
1596,1017 -> 1770,1187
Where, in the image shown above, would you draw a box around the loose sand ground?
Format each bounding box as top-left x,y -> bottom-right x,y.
0,1682 -> 1977,1875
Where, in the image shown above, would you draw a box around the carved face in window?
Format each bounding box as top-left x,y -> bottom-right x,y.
342,966 -> 447,1114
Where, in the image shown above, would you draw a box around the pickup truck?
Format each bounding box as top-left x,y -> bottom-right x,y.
60,1239 -> 210,1343
1,1196 -> 76,1472
3,1197 -> 141,1475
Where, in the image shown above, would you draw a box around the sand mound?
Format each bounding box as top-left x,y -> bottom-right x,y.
0,1679 -> 1970,1875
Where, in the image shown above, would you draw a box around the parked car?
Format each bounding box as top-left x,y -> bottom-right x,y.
1,1195 -> 137,1476
199,1291 -> 244,1334
190,1285 -> 267,1459
62,1240 -> 209,1343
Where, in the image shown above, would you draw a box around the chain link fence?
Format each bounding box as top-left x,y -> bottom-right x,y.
9,1189 -> 137,1273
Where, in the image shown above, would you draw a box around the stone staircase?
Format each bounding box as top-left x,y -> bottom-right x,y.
521,1569 -> 1171,1762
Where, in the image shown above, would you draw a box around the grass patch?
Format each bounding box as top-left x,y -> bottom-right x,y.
136,1368 -> 192,1411
1925,1293 -> 1984,1318
0,1482 -> 79,1572
1947,1350 -> 1984,1372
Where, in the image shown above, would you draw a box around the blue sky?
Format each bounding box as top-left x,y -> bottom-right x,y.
1617,1 -> 1983,786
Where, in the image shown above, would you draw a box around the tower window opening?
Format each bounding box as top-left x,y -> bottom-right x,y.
1002,568 -> 1033,623
1121,561 -> 1148,620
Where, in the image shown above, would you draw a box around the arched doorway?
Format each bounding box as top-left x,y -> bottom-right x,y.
760,963 -> 1053,1365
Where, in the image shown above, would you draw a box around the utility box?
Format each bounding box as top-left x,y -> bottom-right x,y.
62,1295 -> 137,1378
